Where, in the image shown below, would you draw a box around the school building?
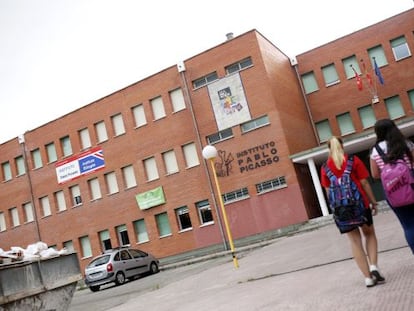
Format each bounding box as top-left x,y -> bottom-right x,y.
0,8 -> 413,272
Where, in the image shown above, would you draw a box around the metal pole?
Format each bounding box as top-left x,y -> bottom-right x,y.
209,158 -> 239,268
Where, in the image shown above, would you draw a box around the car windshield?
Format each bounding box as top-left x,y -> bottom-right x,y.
88,255 -> 110,267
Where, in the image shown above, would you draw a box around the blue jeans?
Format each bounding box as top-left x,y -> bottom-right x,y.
392,204 -> 414,254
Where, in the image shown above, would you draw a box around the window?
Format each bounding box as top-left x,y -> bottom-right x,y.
206,128 -> 233,144
105,171 -> 119,194
368,45 -> 388,68
9,207 -> 20,227
54,190 -> 67,212
225,57 -> 253,74
88,177 -> 102,200
116,224 -> 130,246
342,55 -> 360,79
15,156 -> 26,176
60,136 -> 73,157
40,196 -> 51,217
196,200 -> 213,225
144,157 -> 159,181
176,206 -> 192,231
132,104 -> 147,127
2,161 -> 12,181
223,187 -> 249,204
133,219 -> 149,243
63,240 -> 74,252
182,142 -> 199,168
122,165 -> 137,189
95,121 -> 108,143
336,112 -> 355,136
301,71 -> 318,94
111,113 -> 126,136
170,88 -> 186,112
256,176 -> 287,194
46,142 -> 57,163
385,96 -> 404,120
99,230 -> 112,251
79,128 -> 92,149
0,212 -> 6,231
162,150 -> 179,175
79,236 -> 92,258
321,63 -> 339,86
408,89 -> 414,110
391,36 -> 411,61
31,149 -> 42,169
150,96 -> 166,120
70,185 -> 82,206
316,119 -> 332,143
155,212 -> 171,237
240,115 -> 269,133
192,72 -> 218,89
23,202 -> 34,223
358,105 -> 376,129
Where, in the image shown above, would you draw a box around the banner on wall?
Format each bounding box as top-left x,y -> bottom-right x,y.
207,73 -> 251,131
55,146 -> 105,184
136,186 -> 166,210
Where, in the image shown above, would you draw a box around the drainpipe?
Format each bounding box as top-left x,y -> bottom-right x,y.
177,61 -> 228,251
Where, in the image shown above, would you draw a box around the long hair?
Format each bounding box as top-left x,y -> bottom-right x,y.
328,136 -> 345,170
374,119 -> 413,163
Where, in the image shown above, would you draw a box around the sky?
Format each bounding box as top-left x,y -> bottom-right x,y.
0,0 -> 413,144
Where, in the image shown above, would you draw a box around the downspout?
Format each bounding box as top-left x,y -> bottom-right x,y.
177,61 -> 228,251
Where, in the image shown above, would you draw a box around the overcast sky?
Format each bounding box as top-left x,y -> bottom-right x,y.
0,0 -> 413,144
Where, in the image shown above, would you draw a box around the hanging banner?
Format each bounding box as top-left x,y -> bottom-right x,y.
55,146 -> 105,184
136,186 -> 166,210
207,73 -> 251,131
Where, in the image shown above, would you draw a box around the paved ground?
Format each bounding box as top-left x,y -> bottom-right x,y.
109,208 -> 413,311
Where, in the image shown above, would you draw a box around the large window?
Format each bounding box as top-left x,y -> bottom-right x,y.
15,156 -> 26,176
46,142 -> 57,163
88,177 -> 102,200
9,207 -> 20,227
256,176 -> 287,194
79,128 -> 92,149
315,119 -> 332,143
23,202 -> 34,223
182,142 -> 199,168
2,161 -> 12,181
116,224 -> 130,246
162,150 -> 179,175
132,104 -> 147,127
31,149 -> 43,169
385,96 -> 404,120
111,113 -> 126,136
206,128 -> 233,144
144,157 -> 159,181
95,121 -> 108,143
40,196 -> 51,217
175,206 -> 192,231
391,36 -> 411,61
60,136 -> 73,157
54,190 -> 67,212
105,171 -> 119,194
122,165 -> 137,189
133,219 -> 149,243
321,63 -> 339,86
336,112 -> 355,136
358,105 -> 376,129
342,55 -> 360,79
150,96 -> 166,120
223,187 -> 249,204
79,236 -> 92,258
240,115 -> 269,133
225,57 -> 253,74
192,72 -> 218,89
70,185 -> 82,206
170,88 -> 186,112
99,230 -> 112,251
301,71 -> 318,94
196,200 -> 213,225
155,212 -> 172,237
368,45 -> 388,68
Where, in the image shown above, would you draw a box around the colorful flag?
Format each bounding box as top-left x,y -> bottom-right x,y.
360,59 -> 373,86
351,65 -> 363,91
373,57 -> 384,85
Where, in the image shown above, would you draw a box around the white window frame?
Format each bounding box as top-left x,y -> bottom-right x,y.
336,112 -> 355,136
105,171 -> 119,195
31,149 -> 43,169
79,236 -> 92,258
60,136 -> 73,157
170,88 -> 186,112
391,36 -> 411,61
315,119 -> 332,143
15,156 -> 26,176
385,95 -> 404,120
79,128 -> 92,149
132,104 -> 147,127
144,157 -> 159,181
95,121 -> 108,143
133,219 -> 149,243
182,142 -> 200,168
150,96 -> 166,120
55,190 -> 67,212
111,113 -> 126,136
175,206 -> 192,231
358,105 -> 377,129
10,207 -> 20,227
70,185 -> 82,206
301,71 -> 319,94
0,212 -> 6,231
2,161 -> 12,181
40,196 -> 51,217
46,142 -> 57,163
162,150 -> 179,175
89,177 -> 102,200
196,200 -> 214,225
122,165 -> 137,189
23,202 -> 34,223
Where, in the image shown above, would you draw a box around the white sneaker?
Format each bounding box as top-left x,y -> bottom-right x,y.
365,277 -> 377,287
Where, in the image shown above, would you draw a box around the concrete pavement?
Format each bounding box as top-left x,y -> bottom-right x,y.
110,208 -> 414,311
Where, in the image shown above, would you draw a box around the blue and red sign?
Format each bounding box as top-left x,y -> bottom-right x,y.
55,147 -> 105,184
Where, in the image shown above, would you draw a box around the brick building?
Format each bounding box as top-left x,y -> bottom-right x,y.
1,8 -> 413,272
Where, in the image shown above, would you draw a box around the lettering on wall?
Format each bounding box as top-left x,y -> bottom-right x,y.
236,141 -> 279,173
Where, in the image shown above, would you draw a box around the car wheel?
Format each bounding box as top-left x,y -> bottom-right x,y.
115,272 -> 126,285
89,285 -> 100,292
149,262 -> 159,274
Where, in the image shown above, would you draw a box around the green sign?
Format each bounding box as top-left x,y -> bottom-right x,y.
136,186 -> 166,210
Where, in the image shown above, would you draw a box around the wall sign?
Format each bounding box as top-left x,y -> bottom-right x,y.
136,186 -> 166,210
236,141 -> 279,173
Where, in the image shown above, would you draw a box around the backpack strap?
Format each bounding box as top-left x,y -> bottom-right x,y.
375,144 -> 386,161
323,155 -> 354,179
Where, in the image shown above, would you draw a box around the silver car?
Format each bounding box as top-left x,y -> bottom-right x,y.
84,247 -> 159,292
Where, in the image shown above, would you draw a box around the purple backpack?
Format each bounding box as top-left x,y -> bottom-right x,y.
375,144 -> 414,207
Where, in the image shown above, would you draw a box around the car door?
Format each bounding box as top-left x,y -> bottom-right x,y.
119,249 -> 135,278
128,249 -> 149,275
